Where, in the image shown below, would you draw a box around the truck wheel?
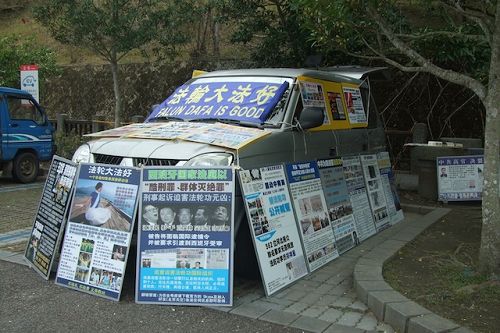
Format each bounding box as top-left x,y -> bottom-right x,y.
12,152 -> 39,183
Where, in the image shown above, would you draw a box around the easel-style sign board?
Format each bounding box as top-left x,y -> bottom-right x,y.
136,167 -> 235,306
239,165 -> 308,296
25,155 -> 77,279
285,161 -> 339,272
55,163 -> 140,301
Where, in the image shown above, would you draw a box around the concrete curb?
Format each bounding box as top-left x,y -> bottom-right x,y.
353,204 -> 475,333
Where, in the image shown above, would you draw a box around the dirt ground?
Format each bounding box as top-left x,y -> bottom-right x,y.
385,192 -> 499,333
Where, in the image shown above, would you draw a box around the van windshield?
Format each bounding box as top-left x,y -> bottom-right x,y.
146,76 -> 293,126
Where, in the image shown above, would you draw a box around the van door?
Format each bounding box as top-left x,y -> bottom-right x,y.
4,93 -> 53,160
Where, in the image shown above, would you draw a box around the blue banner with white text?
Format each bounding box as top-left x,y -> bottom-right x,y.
146,81 -> 289,124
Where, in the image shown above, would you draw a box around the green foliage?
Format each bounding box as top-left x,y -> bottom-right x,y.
296,0 -> 490,80
54,130 -> 88,160
0,35 -> 60,87
217,0 -> 319,66
32,0 -> 189,62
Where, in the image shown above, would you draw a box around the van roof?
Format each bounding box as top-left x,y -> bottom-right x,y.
0,86 -> 32,96
196,68 -> 363,84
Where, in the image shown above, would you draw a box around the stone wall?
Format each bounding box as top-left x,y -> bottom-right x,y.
42,59 -> 256,122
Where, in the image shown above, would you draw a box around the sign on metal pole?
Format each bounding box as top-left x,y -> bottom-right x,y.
20,64 -> 39,103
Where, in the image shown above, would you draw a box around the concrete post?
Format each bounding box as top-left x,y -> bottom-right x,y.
56,113 -> 67,134
92,117 -> 102,133
131,115 -> 145,123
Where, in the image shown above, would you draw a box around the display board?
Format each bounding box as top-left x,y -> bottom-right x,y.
136,167 -> 235,306
239,165 -> 308,296
360,154 -> 391,232
342,156 -> 377,241
317,158 -> 359,254
437,155 -> 484,201
377,152 -> 404,224
56,164 -> 140,301
342,85 -> 367,126
285,161 -> 339,272
25,156 -> 77,279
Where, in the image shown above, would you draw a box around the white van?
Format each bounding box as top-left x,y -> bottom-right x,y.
72,68 -> 387,272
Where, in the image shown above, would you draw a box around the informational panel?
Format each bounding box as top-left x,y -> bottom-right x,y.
437,155 -> 484,201
136,167 -> 235,306
285,161 -> 339,272
25,156 -> 77,279
377,152 -> 404,224
342,156 -> 377,241
56,164 -> 140,301
342,85 -> 367,126
360,154 -> 391,232
239,165 -> 308,296
317,158 -> 359,254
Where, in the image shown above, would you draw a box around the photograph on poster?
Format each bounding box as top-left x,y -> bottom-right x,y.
26,233 -> 40,263
70,179 -> 138,232
373,207 -> 389,222
77,252 -> 92,268
80,238 -> 95,253
111,245 -> 127,262
75,267 -> 89,282
141,204 -> 232,231
88,269 -> 122,291
328,200 -> 353,220
327,91 -> 346,120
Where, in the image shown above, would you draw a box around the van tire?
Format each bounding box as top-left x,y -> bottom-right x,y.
12,152 -> 39,183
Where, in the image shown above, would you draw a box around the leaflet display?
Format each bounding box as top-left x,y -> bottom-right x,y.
25,156 -> 77,279
342,156 -> 377,241
317,158 -> 359,254
377,152 -> 404,224
342,86 -> 367,124
136,167 -> 235,306
360,154 -> 391,232
437,155 -> 484,201
239,165 -> 308,296
56,164 -> 140,301
285,161 -> 339,272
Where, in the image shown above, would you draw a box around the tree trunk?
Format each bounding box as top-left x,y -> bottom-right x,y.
479,2 -> 500,278
110,50 -> 122,128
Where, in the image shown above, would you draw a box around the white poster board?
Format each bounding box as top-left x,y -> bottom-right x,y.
342,86 -> 366,124
342,156 -> 377,241
437,155 -> 484,201
285,161 -> 339,272
360,154 -> 391,232
239,165 -> 308,296
317,158 -> 359,254
377,152 -> 404,225
56,164 -> 140,301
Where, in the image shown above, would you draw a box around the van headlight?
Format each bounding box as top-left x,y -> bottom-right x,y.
72,144 -> 93,163
184,152 -> 233,167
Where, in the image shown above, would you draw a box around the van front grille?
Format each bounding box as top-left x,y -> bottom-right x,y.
133,158 -> 179,166
94,154 -> 123,165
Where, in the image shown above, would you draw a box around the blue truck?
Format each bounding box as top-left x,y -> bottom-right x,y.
0,87 -> 55,183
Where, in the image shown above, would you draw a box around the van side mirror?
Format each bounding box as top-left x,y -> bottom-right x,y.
297,107 -> 325,129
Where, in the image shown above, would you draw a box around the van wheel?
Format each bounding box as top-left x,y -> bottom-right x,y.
12,152 -> 39,183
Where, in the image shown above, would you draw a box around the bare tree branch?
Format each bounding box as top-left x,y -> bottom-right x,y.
396,31 -> 487,43
366,6 -> 487,101
439,1 -> 493,43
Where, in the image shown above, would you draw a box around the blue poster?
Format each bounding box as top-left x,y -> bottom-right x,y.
136,167 -> 235,306
56,164 -> 140,301
146,81 -> 289,124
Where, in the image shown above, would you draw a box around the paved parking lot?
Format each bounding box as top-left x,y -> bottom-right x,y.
0,181 -> 430,332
